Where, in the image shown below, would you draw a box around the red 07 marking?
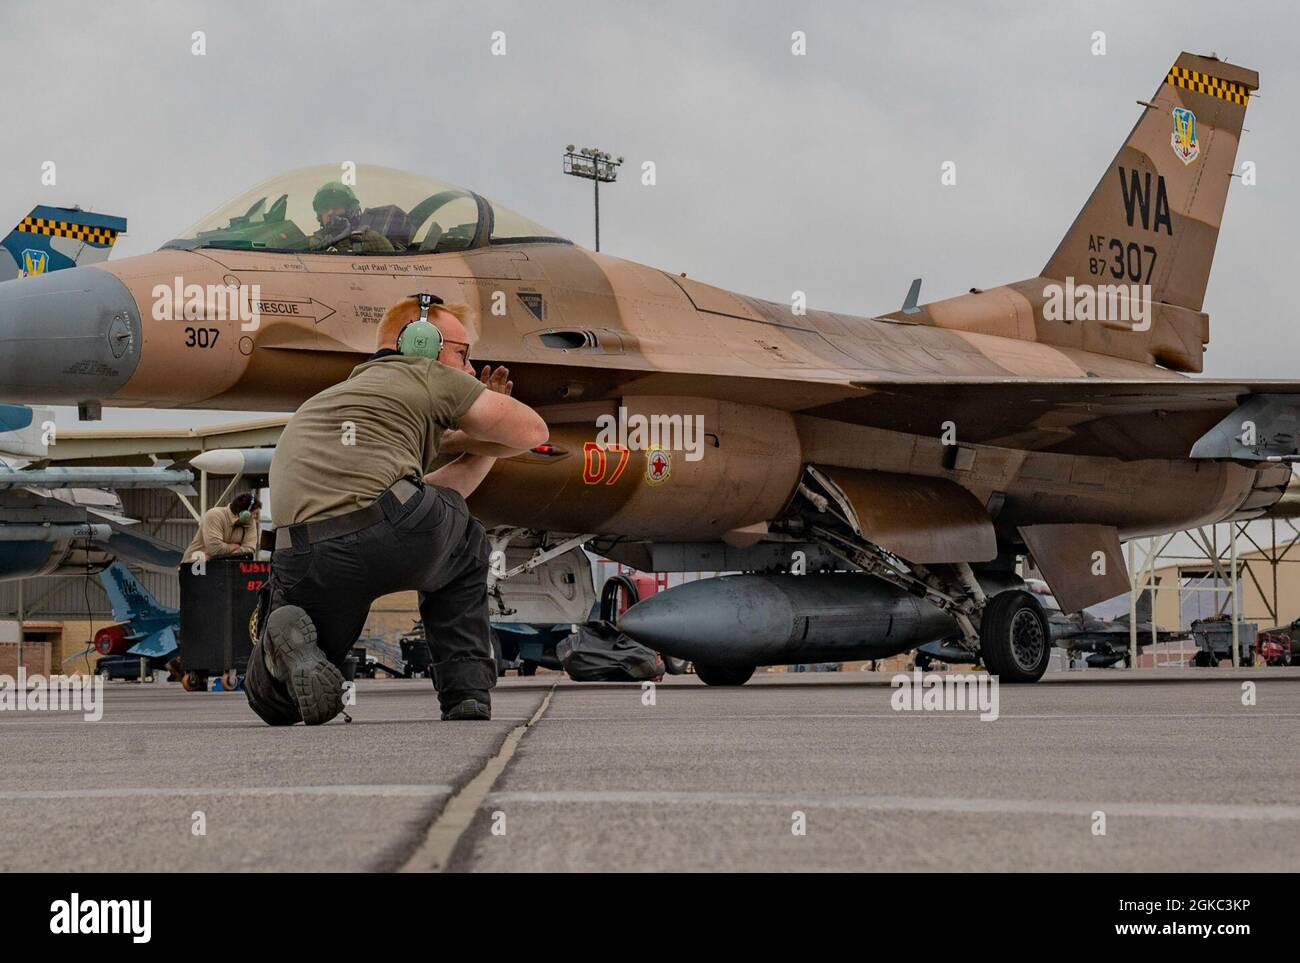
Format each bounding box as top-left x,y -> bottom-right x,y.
583,442 -> 630,485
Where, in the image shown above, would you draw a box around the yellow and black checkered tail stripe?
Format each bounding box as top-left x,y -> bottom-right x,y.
17,216 -> 119,247
1165,66 -> 1251,106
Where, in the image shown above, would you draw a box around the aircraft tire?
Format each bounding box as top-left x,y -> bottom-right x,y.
694,663 -> 755,686
979,590 -> 1051,683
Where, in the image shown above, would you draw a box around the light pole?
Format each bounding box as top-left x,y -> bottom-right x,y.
563,145 -> 622,252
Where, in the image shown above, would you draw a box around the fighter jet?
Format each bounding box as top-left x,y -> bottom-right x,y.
95,561 -> 180,659
0,52 -> 1292,684
90,561 -> 181,681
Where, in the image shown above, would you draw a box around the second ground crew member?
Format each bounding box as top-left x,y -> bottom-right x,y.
182,493 -> 260,564
245,294 -> 547,726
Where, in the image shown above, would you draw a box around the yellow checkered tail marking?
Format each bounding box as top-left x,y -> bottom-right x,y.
17,216 -> 119,247
1165,66 -> 1251,106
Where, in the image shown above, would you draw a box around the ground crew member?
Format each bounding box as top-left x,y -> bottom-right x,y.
181,493 -> 260,564
245,294 -> 547,726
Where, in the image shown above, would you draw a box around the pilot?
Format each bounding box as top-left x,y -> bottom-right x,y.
245,294 -> 548,726
181,493 -> 261,564
307,182 -> 396,253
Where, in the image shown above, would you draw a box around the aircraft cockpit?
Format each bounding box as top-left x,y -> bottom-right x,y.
163,164 -> 569,255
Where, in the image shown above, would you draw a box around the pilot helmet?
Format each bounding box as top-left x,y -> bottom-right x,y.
312,182 -> 360,224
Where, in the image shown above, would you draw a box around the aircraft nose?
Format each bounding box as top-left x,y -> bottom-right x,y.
0,267 -> 141,405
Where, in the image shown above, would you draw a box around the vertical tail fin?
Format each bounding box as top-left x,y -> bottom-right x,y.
98,561 -> 165,623
0,205 -> 126,282
0,404 -> 54,459
1043,52 -> 1257,313
1135,588 -> 1152,625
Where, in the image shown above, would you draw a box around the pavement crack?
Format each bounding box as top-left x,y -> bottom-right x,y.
398,685 -> 555,873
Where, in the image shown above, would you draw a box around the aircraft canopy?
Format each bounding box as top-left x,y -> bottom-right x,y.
164,164 -> 569,255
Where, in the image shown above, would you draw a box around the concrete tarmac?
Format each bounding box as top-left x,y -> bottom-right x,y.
1,669 -> 1297,872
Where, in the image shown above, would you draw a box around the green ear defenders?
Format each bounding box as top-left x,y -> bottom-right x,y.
397,293 -> 445,358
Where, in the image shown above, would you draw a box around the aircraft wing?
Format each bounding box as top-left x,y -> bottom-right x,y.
97,519 -> 183,570
126,624 -> 178,658
0,466 -> 194,491
802,378 -> 1300,461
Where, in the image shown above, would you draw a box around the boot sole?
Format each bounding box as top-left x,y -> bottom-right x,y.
264,606 -> 344,726
442,699 -> 492,721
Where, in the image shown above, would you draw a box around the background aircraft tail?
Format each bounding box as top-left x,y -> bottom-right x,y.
0,205 -> 126,282
0,403 -> 54,459
1043,52 -> 1257,313
98,561 -> 173,624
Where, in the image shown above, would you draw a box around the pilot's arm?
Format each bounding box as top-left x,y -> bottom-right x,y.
308,227 -> 395,254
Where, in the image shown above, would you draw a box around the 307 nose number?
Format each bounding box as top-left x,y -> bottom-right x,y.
184,327 -> 220,348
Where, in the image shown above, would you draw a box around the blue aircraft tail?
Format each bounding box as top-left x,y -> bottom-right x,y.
0,403 -> 48,458
98,562 -> 175,624
0,205 -> 126,282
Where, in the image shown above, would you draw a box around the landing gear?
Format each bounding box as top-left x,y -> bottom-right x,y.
979,590 -> 1051,683
809,523 -> 1052,681
694,664 -> 755,686
661,655 -> 690,675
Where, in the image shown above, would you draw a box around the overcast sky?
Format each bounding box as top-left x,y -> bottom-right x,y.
2,0 -> 1296,430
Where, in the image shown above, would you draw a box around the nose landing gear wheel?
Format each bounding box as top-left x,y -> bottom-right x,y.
979,590 -> 1051,683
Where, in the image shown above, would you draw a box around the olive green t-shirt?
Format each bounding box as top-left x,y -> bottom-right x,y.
270,354 -> 486,525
